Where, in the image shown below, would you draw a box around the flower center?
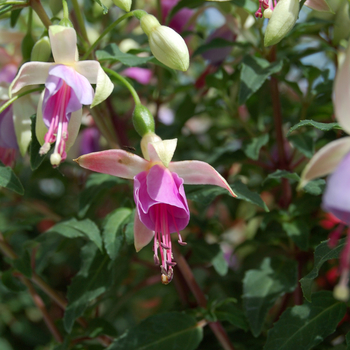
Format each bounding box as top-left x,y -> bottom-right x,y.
40,81 -> 71,167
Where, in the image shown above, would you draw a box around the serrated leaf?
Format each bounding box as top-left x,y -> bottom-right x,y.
288,132 -> 314,159
92,0 -> 108,14
30,114 -> 48,170
0,161 -> 24,195
243,134 -> 269,160
103,208 -> 132,260
264,170 -> 300,184
264,291 -> 346,350
243,257 -> 297,337
287,120 -> 341,135
46,218 -> 102,250
282,220 -> 309,251
64,244 -> 112,333
239,56 -> 283,104
303,179 -> 326,196
190,241 -> 228,276
300,238 -> 346,302
106,312 -> 203,350
96,44 -> 153,67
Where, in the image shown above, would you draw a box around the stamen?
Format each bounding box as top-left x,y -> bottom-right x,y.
39,142 -> 51,155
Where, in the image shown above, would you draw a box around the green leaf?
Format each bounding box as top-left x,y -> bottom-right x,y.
264,291 -> 346,350
192,38 -> 248,57
243,257 -> 297,337
10,8 -> 22,27
287,120 -> 341,136
303,179 -> 326,196
288,132 -> 314,159
64,244 -> 112,333
92,0 -> 108,14
282,220 -> 309,251
264,170 -> 300,184
96,44 -> 154,67
239,56 -> 283,104
243,134 -> 269,160
106,312 -> 203,350
300,238 -> 346,302
30,114 -> 48,170
0,161 -> 24,195
1,270 -> 26,292
190,241 -> 228,276
103,208 -> 132,260
346,332 -> 350,349
46,218 -> 102,251
12,250 -> 32,278
215,303 -> 249,331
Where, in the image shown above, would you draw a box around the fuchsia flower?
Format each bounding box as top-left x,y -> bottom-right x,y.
161,0 -> 194,33
10,25 -> 113,166
300,43 -> 350,301
75,133 -> 236,284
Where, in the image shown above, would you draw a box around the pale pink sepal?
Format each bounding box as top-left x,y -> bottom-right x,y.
334,44 -> 350,134
74,149 -> 148,179
49,26 -> 77,65
75,61 -> 114,108
36,91 -> 46,145
66,109 -> 83,152
10,62 -> 54,96
300,137 -> 350,187
168,160 -> 237,197
148,138 -> 177,167
134,211 -> 154,252
304,0 -> 333,12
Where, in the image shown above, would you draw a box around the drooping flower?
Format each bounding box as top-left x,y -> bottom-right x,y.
300,43 -> 350,301
161,0 -> 194,33
10,25 -> 113,166
75,133 -> 236,284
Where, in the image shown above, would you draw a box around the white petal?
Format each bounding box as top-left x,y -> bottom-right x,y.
74,61 -> 114,107
12,95 -> 36,156
300,137 -> 350,187
49,25 -> 77,64
148,138 -> 177,167
36,92 -> 47,146
134,211 -> 154,252
66,109 -> 83,152
334,44 -> 350,134
10,62 -> 53,96
169,160 -> 236,197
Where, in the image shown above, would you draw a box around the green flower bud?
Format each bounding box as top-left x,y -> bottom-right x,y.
113,0 -> 132,12
59,17 -> 74,28
264,0 -> 299,47
132,104 -> 155,137
31,36 -> 51,62
21,33 -> 35,61
140,14 -> 189,71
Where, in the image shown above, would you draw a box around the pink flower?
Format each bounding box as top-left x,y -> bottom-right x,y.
10,25 -> 113,167
75,134 -> 236,283
161,0 -> 194,33
123,67 -> 153,85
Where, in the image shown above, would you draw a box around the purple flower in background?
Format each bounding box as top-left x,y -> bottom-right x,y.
0,105 -> 17,167
161,0 -> 194,33
79,127 -> 101,155
75,134 -> 236,284
10,25 -> 113,167
123,67 -> 152,85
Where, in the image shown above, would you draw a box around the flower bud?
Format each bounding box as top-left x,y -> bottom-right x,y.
113,0 -> 132,12
31,36 -> 51,62
140,14 -> 189,71
264,0 -> 299,47
132,104 -> 155,137
21,33 -> 35,61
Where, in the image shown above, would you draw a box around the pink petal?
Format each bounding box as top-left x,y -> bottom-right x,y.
300,137 -> 350,187
334,44 -> 350,134
123,67 -> 153,85
74,149 -> 148,179
134,211 -> 154,252
10,62 -> 53,95
49,26 -> 77,64
169,160 -> 236,197
304,0 -> 333,12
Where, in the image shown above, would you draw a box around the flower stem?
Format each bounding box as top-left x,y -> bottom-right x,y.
103,67 -> 142,105
82,11 -> 135,60
71,0 -> 90,45
0,87 -> 42,114
173,246 -> 236,350
30,0 -> 52,28
62,0 -> 69,19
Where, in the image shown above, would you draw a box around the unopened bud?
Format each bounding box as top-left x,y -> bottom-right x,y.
59,17 -> 74,28
264,0 -> 299,47
132,104 -> 155,137
113,0 -> 132,12
50,153 -> 62,166
140,14 -> 189,71
333,284 -> 349,302
21,33 -> 35,61
31,36 -> 51,62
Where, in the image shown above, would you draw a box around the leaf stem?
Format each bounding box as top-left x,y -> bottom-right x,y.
173,246 -> 236,350
30,0 -> 51,28
82,11 -> 135,60
71,0 -> 90,45
103,67 -> 141,105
